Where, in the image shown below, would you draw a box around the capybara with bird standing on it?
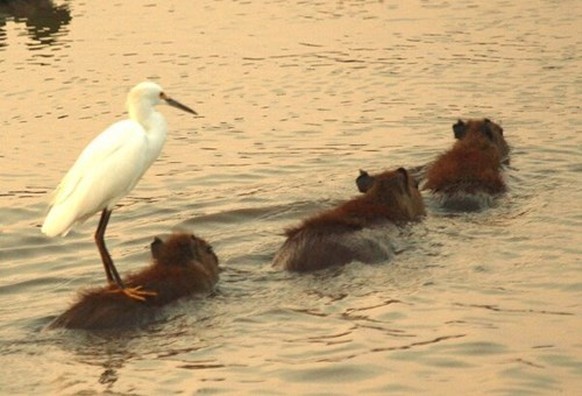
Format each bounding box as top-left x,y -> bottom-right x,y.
49,232 -> 219,330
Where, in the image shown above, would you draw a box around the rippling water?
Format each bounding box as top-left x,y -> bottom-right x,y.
1,0 -> 581,394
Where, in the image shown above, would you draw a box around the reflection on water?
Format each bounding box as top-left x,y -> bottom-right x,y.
0,0 -> 71,49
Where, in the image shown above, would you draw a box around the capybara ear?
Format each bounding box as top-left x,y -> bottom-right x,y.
480,120 -> 494,141
453,119 -> 466,139
150,236 -> 164,260
396,167 -> 410,191
356,169 -> 375,193
182,236 -> 199,261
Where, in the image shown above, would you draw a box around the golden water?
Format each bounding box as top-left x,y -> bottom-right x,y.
0,0 -> 580,394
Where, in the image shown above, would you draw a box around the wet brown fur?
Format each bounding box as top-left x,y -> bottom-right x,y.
274,168 -> 425,272
425,118 -> 509,196
49,233 -> 219,330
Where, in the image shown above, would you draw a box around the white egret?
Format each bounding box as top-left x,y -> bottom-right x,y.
42,81 -> 197,300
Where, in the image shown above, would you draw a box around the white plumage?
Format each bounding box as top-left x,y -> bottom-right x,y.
42,119 -> 150,237
42,81 -> 196,298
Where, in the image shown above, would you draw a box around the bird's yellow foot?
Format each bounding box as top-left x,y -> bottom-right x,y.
107,286 -> 157,301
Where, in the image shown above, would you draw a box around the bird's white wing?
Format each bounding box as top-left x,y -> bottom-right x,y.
42,120 -> 149,236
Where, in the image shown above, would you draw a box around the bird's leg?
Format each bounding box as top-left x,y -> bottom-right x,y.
95,209 -> 157,301
95,209 -> 124,287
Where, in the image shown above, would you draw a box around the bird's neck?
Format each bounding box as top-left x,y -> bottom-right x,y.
129,106 -> 167,163
129,104 -> 160,132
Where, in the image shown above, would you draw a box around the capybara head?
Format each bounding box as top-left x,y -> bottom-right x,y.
151,233 -> 220,279
365,167 -> 426,220
453,118 -> 509,160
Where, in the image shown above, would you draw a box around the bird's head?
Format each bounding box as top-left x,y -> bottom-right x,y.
127,81 -> 197,116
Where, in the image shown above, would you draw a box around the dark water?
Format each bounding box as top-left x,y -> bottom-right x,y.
0,0 -> 581,394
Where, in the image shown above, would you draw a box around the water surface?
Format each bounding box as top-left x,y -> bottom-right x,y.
0,0 -> 581,394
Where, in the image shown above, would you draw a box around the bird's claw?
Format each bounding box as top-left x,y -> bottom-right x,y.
107,285 -> 157,301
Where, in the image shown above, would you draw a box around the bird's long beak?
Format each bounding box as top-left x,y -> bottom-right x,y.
163,94 -> 197,115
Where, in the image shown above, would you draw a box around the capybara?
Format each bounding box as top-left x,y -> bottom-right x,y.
452,118 -> 509,161
273,168 -> 425,272
424,118 -> 509,210
49,233 -> 219,330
